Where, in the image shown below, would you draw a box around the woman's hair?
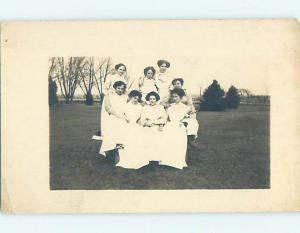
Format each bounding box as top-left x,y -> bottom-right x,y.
113,80 -> 127,89
172,78 -> 184,86
157,59 -> 170,68
128,90 -> 142,100
170,88 -> 186,98
143,66 -> 156,76
145,91 -> 160,101
115,63 -> 127,71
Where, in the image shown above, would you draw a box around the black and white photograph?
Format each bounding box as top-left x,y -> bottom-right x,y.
49,55 -> 270,190
2,20 -> 300,214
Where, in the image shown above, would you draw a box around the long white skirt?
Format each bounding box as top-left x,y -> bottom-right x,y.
117,123 -> 150,169
159,122 -> 188,169
99,109 -> 127,155
142,125 -> 166,162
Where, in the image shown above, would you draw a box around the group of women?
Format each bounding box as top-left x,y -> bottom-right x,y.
98,60 -> 199,169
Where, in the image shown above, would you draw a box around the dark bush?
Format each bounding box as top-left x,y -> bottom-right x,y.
200,80 -> 226,111
225,85 -> 240,108
85,93 -> 94,105
49,78 -> 58,106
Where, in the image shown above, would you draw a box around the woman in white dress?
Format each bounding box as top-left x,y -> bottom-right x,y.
99,81 -> 128,155
95,63 -> 129,138
117,90 -> 149,169
160,88 -> 191,169
155,60 -> 173,102
139,66 -> 158,101
170,78 -> 199,146
103,63 -> 129,95
140,91 -> 168,162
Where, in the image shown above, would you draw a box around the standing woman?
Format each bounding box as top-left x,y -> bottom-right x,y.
160,88 -> 190,169
103,63 -> 129,95
140,91 -> 168,162
139,66 -> 158,101
156,59 -> 172,102
99,81 -> 129,156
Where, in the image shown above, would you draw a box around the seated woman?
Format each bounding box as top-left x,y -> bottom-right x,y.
140,91 -> 168,162
159,88 -> 190,169
139,66 -> 158,101
99,81 -> 128,156
117,90 -> 150,169
169,78 -> 199,147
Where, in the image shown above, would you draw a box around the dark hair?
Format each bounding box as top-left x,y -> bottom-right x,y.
172,78 -> 184,86
128,90 -> 142,100
145,91 -> 160,101
113,80 -> 127,89
157,59 -> 170,68
143,66 -> 156,76
170,88 -> 186,98
115,63 -> 126,71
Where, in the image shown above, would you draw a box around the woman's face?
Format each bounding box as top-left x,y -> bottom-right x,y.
173,80 -> 182,89
117,66 -> 126,76
146,69 -> 154,78
130,96 -> 140,104
159,63 -> 168,73
148,95 -> 157,106
115,85 -> 125,95
171,93 -> 181,103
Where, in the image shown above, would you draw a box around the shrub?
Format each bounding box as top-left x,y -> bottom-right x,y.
225,85 -> 240,108
200,80 -> 226,111
85,93 -> 94,105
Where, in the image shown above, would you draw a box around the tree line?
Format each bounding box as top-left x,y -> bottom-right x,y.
48,57 -> 113,105
49,57 -> 250,111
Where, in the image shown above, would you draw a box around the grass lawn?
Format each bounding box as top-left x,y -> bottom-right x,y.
50,103 -> 270,190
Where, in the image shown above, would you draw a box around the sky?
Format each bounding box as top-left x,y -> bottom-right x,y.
63,55 -> 270,97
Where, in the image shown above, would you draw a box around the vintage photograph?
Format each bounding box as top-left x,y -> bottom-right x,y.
49,56 -> 270,190
3,20 -> 300,213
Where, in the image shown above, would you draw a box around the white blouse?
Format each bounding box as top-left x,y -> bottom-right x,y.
104,92 -> 128,116
167,102 -> 190,123
139,76 -> 157,94
125,102 -> 143,123
140,104 -> 167,126
155,71 -> 172,96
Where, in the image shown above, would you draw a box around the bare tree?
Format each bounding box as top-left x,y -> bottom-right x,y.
93,57 -> 113,99
78,58 -> 96,105
238,88 -> 252,97
50,57 -> 85,103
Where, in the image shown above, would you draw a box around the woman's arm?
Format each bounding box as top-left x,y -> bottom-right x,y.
104,94 -> 114,115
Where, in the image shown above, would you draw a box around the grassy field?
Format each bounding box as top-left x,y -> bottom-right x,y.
50,103 -> 270,190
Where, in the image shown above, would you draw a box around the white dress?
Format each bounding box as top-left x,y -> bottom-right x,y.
180,90 -> 199,137
117,102 -> 149,169
159,103 -> 189,169
156,71 -> 172,101
139,76 -> 158,101
99,92 -> 128,154
166,88 -> 199,137
140,104 -> 168,162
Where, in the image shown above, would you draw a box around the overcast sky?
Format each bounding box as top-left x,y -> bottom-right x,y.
66,55 -> 269,96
